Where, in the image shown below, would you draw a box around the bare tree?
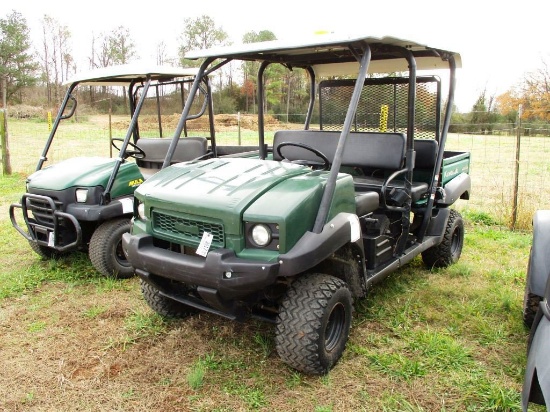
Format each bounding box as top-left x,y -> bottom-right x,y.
39,15 -> 72,105
88,26 -> 137,110
156,41 -> 167,65
156,41 -> 177,66
91,26 -> 136,69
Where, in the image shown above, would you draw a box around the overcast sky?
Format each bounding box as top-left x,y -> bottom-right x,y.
6,0 -> 550,112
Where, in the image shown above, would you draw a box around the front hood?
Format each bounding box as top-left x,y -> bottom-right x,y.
27,157 -> 137,191
137,158 -> 309,224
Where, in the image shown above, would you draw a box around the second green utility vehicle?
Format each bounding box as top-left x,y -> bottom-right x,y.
122,34 -> 471,374
10,64 -> 213,277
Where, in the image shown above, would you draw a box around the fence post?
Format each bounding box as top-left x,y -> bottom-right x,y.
109,98 -> 113,158
511,104 -> 522,230
1,75 -> 12,175
237,111 -> 241,146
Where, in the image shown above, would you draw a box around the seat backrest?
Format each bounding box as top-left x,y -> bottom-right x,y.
273,130 -> 406,170
413,139 -> 438,170
136,137 -> 208,168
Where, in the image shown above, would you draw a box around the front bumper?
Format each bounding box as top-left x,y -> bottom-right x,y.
122,213 -> 358,302
122,233 -> 281,300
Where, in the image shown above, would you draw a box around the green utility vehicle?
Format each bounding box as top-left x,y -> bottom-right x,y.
10,64 -> 214,278
122,35 -> 471,374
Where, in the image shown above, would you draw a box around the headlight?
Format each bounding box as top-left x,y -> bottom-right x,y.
137,202 -> 146,219
251,224 -> 271,247
75,188 -> 88,203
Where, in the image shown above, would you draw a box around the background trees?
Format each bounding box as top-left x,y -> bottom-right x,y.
178,15 -> 228,68
0,10 -> 38,105
39,15 -> 72,105
1,8 -> 549,130
241,30 -> 277,114
88,26 -> 136,72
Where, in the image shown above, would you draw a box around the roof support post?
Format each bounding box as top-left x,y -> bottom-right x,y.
102,76 -> 152,204
36,83 -> 78,171
312,45 -> 371,233
163,58 -> 216,169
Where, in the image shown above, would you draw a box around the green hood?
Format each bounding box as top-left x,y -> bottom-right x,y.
28,157 -> 142,197
137,158 -> 310,232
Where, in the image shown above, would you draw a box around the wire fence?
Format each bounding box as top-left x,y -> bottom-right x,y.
4,115 -> 550,231
445,130 -> 550,230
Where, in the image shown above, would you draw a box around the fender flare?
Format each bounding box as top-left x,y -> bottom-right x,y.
278,213 -> 363,279
437,173 -> 471,206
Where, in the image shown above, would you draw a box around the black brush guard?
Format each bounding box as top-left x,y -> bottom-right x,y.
10,193 -> 82,252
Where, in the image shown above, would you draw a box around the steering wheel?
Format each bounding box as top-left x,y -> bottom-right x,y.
276,142 -> 330,171
111,138 -> 146,160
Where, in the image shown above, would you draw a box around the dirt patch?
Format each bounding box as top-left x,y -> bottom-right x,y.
0,276 -> 391,411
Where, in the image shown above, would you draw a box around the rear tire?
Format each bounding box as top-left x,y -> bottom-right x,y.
275,273 -> 353,375
422,209 -> 464,268
523,252 -> 542,328
141,280 -> 196,318
89,218 -> 134,278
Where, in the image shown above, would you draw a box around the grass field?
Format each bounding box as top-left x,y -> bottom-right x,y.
7,115 -> 550,230
0,116 -> 548,411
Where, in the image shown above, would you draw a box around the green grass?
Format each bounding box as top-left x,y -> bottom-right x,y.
123,310 -> 169,339
0,252 -> 98,299
187,359 -> 207,390
0,193 -> 536,409
81,305 -> 109,319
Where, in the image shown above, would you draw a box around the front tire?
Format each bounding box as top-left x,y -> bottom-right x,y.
275,274 -> 353,375
89,218 -> 133,278
422,209 -> 464,268
28,240 -> 67,259
141,280 -> 196,318
523,251 -> 542,328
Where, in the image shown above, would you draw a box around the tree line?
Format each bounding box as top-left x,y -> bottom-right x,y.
1,9 -> 549,131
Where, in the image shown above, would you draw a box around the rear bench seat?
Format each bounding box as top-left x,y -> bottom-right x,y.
352,138 -> 437,205
272,130 -> 438,215
135,137 -> 208,179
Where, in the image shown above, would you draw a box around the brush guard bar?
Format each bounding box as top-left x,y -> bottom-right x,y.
10,193 -> 82,252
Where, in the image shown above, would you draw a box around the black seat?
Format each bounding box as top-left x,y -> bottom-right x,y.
355,192 -> 380,216
353,176 -> 428,203
354,138 -> 438,204
136,137 -> 208,179
272,130 -> 440,209
272,130 -> 406,169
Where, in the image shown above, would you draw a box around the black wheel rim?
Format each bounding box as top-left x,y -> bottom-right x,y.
325,302 -> 346,352
450,226 -> 463,256
115,240 -> 130,267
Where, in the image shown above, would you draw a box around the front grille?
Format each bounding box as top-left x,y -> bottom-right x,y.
152,210 -> 225,249
28,196 -> 63,226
